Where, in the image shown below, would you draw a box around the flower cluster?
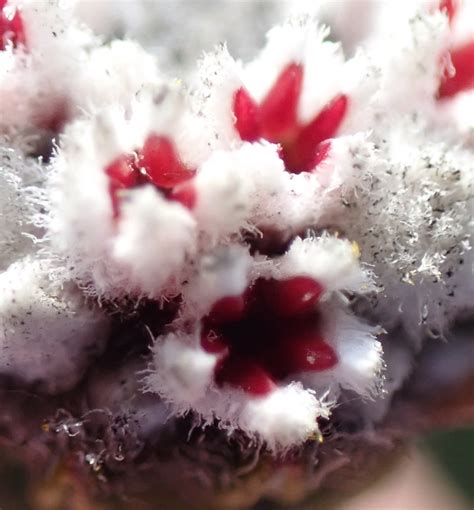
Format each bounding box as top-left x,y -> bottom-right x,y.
0,0 -> 472,459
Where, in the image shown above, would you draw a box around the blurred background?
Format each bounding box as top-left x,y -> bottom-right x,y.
0,428 -> 472,508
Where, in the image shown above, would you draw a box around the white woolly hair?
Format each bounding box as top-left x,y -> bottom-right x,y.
146,332 -> 217,405
69,39 -> 161,118
145,331 -> 329,453
194,142 -> 288,237
237,383 -> 329,452
273,234 -> 373,295
47,115 -> 124,296
439,91 -> 474,143
193,135 -> 379,239
310,133 -> 373,192
0,139 -> 44,271
182,245 -> 252,318
193,147 -> 255,239
193,43 -> 244,151
243,18 -> 345,125
46,103 -> 198,300
299,301 -> 384,400
330,121 -> 472,311
370,9 -> 450,117
181,232 -> 373,318
262,135 -> 379,234
0,0 -> 95,132
112,186 -> 197,298
449,0 -> 474,47
0,256 -> 110,394
1,0 -> 163,133
376,247 -> 473,347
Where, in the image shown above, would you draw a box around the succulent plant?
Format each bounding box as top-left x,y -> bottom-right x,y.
0,0 -> 472,508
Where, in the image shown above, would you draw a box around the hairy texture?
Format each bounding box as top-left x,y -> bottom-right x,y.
0,0 -> 472,508
0,257 -> 110,394
0,138 -> 43,269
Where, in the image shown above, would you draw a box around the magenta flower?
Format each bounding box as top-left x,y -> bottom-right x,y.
105,134 -> 196,217
234,63 -> 348,173
202,275 -> 336,396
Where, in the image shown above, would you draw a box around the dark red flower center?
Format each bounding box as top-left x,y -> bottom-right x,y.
233,62 -> 348,174
104,134 -> 196,217
0,0 -> 25,51
201,276 -> 338,396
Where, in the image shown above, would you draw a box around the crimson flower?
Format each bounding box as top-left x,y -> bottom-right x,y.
104,134 -> 196,217
201,275 -> 338,396
233,62 -> 348,174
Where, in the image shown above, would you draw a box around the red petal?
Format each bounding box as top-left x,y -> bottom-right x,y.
438,41 -> 474,99
285,94 -> 348,173
233,87 -> 261,141
169,181 -> 197,210
265,326 -> 338,379
282,139 -> 333,175
0,2 -> 26,50
105,154 -> 138,218
206,295 -> 247,325
439,0 -> 458,24
259,62 -> 303,142
215,355 -> 277,396
259,277 -> 324,318
139,134 -> 195,189
105,154 -> 138,188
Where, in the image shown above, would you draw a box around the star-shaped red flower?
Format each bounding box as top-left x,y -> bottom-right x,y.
201,275 -> 338,396
233,62 -> 349,174
104,135 -> 196,217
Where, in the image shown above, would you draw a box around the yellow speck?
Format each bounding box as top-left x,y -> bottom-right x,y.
351,241 -> 361,258
308,431 -> 324,443
41,422 -> 50,432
